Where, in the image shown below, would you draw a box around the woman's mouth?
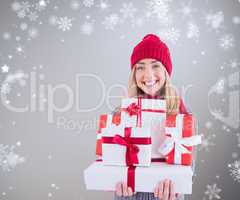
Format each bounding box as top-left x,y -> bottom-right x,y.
143,80 -> 158,88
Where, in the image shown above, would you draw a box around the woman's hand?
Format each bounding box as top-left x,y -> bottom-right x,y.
115,182 -> 133,197
154,179 -> 179,200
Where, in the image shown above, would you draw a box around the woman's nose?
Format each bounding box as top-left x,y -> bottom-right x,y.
144,67 -> 154,79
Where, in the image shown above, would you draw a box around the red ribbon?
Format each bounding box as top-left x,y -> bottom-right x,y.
122,97 -> 165,127
102,127 -> 151,166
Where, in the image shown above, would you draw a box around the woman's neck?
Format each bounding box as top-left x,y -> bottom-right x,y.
143,93 -> 163,99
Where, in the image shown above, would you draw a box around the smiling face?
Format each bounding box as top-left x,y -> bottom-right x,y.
134,58 -> 166,97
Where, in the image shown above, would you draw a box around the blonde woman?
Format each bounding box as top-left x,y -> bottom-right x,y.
113,34 -> 193,200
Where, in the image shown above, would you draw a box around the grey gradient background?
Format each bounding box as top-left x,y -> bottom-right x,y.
0,0 -> 240,199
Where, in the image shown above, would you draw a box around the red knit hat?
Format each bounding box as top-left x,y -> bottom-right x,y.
130,34 -> 173,76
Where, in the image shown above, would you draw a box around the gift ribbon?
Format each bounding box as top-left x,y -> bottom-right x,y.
159,133 -> 201,164
122,97 -> 165,127
102,127 -> 151,166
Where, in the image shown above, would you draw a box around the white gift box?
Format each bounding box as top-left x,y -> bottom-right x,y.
121,98 -> 166,159
101,126 -> 152,166
84,161 -> 193,194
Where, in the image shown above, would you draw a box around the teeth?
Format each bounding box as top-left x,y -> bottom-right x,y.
145,81 -> 157,86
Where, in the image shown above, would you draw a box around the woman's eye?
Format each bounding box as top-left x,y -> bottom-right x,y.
153,65 -> 160,69
136,66 -> 144,70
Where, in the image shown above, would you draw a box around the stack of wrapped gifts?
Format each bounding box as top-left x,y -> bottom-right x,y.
84,97 -> 202,194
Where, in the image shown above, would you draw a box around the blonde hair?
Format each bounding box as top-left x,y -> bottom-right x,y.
127,65 -> 180,115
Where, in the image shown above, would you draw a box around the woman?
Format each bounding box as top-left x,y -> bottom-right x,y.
113,34 -> 194,200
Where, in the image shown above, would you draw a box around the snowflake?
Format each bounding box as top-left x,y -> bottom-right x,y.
178,0 -> 196,18
16,45 -> 24,54
11,1 -> 22,12
3,32 -> 11,40
131,17 -> 144,28
205,121 -> 213,129
70,0 -> 80,10
228,160 -> 240,182
28,27 -> 39,38
211,78 -> 225,94
57,17 -> 73,31
48,15 -> 58,26
102,14 -> 119,30
81,22 -> 94,35
187,22 -> 200,41
219,34 -> 235,50
0,144 -> 25,171
1,83 -> 11,94
205,11 -> 224,32
159,27 -> 180,44
199,134 -> 216,152
205,183 -> 221,200
228,59 -> 240,69
20,1 -> 31,13
232,16 -> 240,25
19,22 -> 28,31
120,2 -> 137,19
97,0 -> 110,10
1,64 -> 10,73
238,133 -> 240,148
83,0 -> 94,7
17,10 -> 26,18
28,11 -> 38,21
211,109 -> 224,120
146,0 -> 172,25
35,0 -> 47,11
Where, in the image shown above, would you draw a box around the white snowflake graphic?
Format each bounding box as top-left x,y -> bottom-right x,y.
205,183 -> 221,200
120,2 -> 137,19
146,0 -> 171,19
11,1 -> 22,12
48,15 -> 58,26
17,10 -> 26,18
237,133 -> 240,148
28,11 -> 38,21
81,22 -> 94,35
20,1 -> 31,13
1,71 -> 28,97
57,17 -> 73,31
199,134 -> 216,152
70,0 -> 80,10
83,0 -> 94,7
1,64 -> 10,73
1,83 -> 11,94
219,34 -> 235,50
20,22 -> 28,31
0,144 -> 25,172
35,0 -> 48,12
28,27 -> 39,38
159,27 -> 180,44
229,59 -> 240,69
131,17 -> 144,28
205,11 -> 224,32
178,0 -> 196,18
102,14 -> 119,30
228,160 -> 240,182
97,0 -> 110,11
187,22 -> 200,41
2,32 -> 11,40
232,16 -> 240,25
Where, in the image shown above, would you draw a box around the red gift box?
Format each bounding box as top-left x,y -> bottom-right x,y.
96,113 -> 121,156
159,114 -> 201,166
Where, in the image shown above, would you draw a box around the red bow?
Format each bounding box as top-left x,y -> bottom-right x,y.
126,103 -> 141,116
113,128 -> 139,166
